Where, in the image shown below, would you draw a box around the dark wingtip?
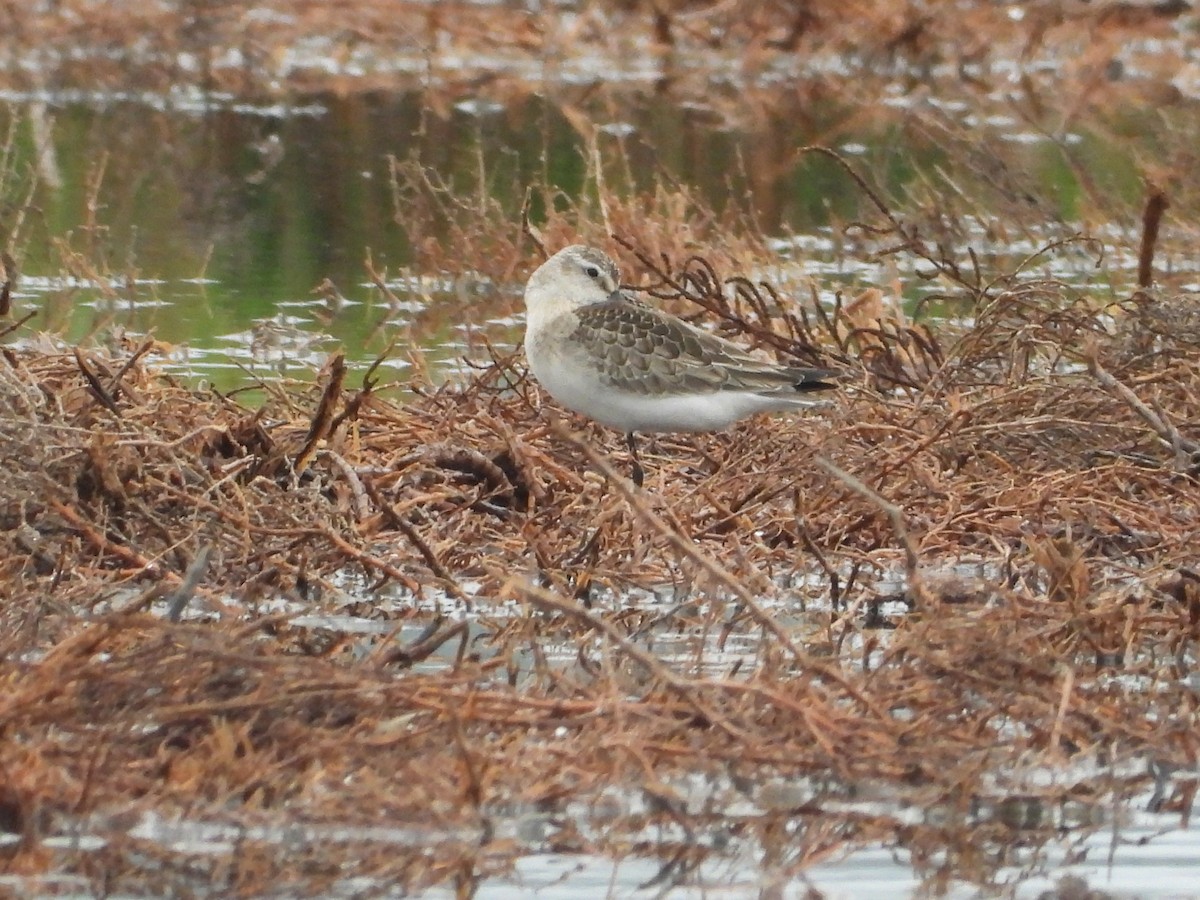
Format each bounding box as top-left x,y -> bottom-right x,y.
792,367 -> 843,393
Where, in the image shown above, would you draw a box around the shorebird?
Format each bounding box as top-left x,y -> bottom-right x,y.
523,244 -> 838,485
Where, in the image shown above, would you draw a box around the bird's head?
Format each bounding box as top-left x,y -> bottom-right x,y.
524,245 -> 621,322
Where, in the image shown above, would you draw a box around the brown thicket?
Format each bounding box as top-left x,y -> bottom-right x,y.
3,231 -> 1200,893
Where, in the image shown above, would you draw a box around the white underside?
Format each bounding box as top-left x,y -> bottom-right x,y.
529,351 -> 824,434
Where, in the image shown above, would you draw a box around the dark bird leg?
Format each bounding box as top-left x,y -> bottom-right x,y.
625,432 -> 645,487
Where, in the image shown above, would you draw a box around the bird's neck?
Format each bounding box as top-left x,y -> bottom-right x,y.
524,287 -> 581,334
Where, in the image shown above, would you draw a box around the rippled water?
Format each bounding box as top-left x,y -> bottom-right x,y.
4,784 -> 1197,898
1,83 -> 1161,389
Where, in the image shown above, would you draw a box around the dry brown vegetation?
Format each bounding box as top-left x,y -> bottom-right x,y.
0,0 -> 1191,102
4,214 -> 1200,894
3,0 -> 1200,897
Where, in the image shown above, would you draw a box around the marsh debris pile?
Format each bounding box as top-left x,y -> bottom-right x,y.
2,241 -> 1200,894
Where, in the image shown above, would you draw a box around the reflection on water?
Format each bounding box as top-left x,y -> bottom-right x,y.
0,89 -> 1152,387
3,784 -> 1196,899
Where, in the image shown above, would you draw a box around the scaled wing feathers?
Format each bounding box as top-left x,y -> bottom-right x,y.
570,296 -> 833,396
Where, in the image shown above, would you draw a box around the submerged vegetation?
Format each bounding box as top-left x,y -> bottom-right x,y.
2,0 -> 1200,896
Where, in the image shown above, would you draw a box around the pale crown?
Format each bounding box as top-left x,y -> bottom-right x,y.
524,245 -> 621,328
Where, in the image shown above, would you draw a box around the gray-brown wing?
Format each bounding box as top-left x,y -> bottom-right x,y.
571,297 -> 835,396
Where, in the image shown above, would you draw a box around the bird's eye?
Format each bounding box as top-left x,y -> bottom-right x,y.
584,266 -> 600,278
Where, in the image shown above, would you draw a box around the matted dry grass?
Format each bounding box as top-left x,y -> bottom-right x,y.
2,233 -> 1200,893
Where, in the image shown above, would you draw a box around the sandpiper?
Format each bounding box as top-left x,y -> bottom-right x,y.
523,245 -> 839,485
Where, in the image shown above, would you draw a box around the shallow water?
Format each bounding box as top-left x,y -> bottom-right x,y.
1,83 -> 1160,389
3,784 -> 1196,898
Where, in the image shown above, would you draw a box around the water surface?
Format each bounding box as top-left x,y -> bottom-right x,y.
2,87 -> 1156,387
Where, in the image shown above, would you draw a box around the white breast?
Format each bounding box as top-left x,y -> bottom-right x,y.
528,346 -> 813,434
